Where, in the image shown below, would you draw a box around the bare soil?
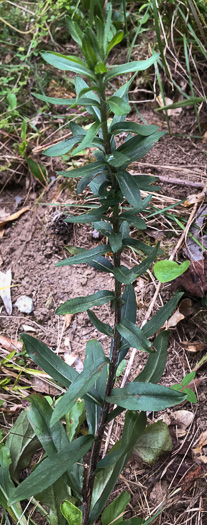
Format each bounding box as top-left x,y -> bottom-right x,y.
1,106 -> 207,524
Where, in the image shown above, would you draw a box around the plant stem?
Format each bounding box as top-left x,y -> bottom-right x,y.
81,81 -> 122,525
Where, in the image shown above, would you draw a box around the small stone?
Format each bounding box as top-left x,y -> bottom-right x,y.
14,295 -> 33,314
92,229 -> 100,239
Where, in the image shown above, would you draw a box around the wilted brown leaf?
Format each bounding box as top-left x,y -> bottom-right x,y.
170,410 -> 194,437
192,431 -> 207,464
165,309 -> 184,329
184,192 -> 205,207
181,464 -> 207,493
0,206 -> 30,232
65,313 -> 74,328
202,130 -> 207,143
0,335 -> 23,352
181,341 -> 204,353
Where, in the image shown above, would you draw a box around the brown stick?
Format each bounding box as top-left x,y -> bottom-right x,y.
133,162 -> 205,171
151,175 -> 205,190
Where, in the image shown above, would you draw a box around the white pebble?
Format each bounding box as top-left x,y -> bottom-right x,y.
14,296 -> 33,314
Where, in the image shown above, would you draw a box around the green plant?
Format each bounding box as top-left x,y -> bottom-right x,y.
127,0 -> 207,130
171,371 -> 197,403
2,12 -> 190,525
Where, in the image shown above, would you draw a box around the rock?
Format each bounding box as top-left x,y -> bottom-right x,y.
14,295 -> 33,314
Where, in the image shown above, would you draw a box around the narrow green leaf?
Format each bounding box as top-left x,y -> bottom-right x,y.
182,371 -> 196,387
119,283 -> 137,362
133,174 -> 160,191
57,170 -> 87,178
66,399 -> 85,442
97,412 -> 146,470
77,166 -> 107,194
108,331 -> 169,422
93,221 -> 113,235
66,18 -> 83,46
26,158 -> 48,185
181,388 -> 197,403
108,233 -> 122,253
113,76 -> 136,99
113,265 -> 140,284
75,76 -> 101,120
122,238 -> 160,256
87,310 -> 113,337
9,436 -> 93,505
37,479 -> 68,525
105,54 -> 159,80
61,500 -> 82,525
101,491 -> 130,525
44,137 -> 81,157
142,292 -> 183,338
90,461 -> 127,525
156,96 -> 206,111
134,331 -> 168,384
56,290 -> 115,315
20,334 -> 101,407
106,383 -> 187,411
72,122 -> 101,156
89,413 -> 146,524
77,97 -> 101,108
86,340 -> 107,402
113,244 -> 159,284
6,410 -> 38,482
122,284 -> 136,324
108,96 -> 131,116
107,30 -> 124,55
84,340 -> 108,435
70,122 -> 86,136
115,170 -> 142,207
82,35 -> 98,69
120,221 -> 130,239
120,214 -> 146,230
27,394 -> 68,454
56,245 -> 108,267
95,16 -> 104,52
111,122 -> 159,136
106,151 -> 129,167
27,394 -> 82,495
117,131 -> 166,164
50,343 -> 108,426
63,210 -> 105,224
117,319 -> 152,353
41,52 -> 95,79
103,2 -> 112,53
89,172 -> 109,195
0,447 -> 27,525
87,256 -> 114,274
32,92 -> 76,106
21,334 -> 78,388
59,161 -> 104,179
151,0 -> 171,79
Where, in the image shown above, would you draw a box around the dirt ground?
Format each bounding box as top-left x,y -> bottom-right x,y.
1,105 -> 207,524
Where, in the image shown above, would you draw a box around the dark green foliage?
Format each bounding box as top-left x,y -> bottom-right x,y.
4,14 -> 188,525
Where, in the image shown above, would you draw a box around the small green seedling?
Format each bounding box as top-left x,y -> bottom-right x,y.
171,371 -> 197,403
